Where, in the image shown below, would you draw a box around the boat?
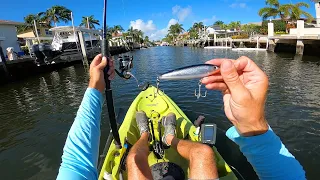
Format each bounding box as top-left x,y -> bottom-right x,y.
30,26 -> 101,65
231,48 -> 267,51
204,46 -> 232,49
98,85 -> 237,180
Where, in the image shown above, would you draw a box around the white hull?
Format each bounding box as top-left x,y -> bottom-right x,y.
204,46 -> 232,49
232,48 -> 267,51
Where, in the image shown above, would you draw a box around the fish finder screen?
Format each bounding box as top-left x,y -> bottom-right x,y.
204,126 -> 214,140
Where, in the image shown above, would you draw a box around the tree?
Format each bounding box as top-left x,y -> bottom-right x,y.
214,20 -> 224,26
113,25 -> 124,33
39,5 -> 72,27
168,23 -> 184,42
80,15 -> 100,29
18,14 -> 50,34
193,22 -> 204,32
144,36 -> 150,43
286,2 -> 313,23
229,21 -> 241,30
258,0 -> 290,20
188,27 -> 198,39
18,14 -> 39,34
241,24 -> 261,36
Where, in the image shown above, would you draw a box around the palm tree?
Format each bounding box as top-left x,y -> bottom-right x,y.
144,36 -> 150,43
258,0 -> 290,20
113,25 -> 124,33
18,14 -> 39,34
193,22 -> 204,32
18,14 -> 51,34
188,27 -> 198,39
39,5 -> 72,27
79,15 -> 100,29
286,2 -> 313,23
214,20 -> 224,26
168,23 -> 184,42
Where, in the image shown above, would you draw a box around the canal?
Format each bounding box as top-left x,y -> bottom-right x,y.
0,46 -> 319,179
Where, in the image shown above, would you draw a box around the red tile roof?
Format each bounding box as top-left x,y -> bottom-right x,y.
0,20 -> 24,25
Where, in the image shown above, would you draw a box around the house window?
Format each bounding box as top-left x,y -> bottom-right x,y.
37,29 -> 41,35
45,29 -> 52,35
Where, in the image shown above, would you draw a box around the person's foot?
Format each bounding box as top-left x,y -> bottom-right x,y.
136,111 -> 150,135
162,113 -> 176,146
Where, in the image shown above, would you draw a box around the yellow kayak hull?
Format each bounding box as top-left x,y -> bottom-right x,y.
98,85 -> 237,180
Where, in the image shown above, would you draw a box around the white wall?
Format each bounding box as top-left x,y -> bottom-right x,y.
316,2 -> 320,27
290,28 -> 320,35
0,24 -> 21,56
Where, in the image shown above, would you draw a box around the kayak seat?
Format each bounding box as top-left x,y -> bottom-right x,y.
137,92 -> 169,117
151,162 -> 185,180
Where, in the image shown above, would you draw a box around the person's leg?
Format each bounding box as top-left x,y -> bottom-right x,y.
163,113 -> 219,179
127,111 -> 153,180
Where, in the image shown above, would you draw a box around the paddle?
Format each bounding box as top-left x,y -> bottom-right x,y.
101,0 -> 122,149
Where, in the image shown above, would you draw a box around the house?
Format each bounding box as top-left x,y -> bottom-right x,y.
18,27 -> 53,38
177,32 -> 190,40
0,20 -> 23,55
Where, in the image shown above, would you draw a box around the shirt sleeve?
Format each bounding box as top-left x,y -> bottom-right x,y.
57,88 -> 104,180
226,126 -> 306,180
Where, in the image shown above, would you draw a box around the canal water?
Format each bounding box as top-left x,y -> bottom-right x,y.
0,47 -> 319,179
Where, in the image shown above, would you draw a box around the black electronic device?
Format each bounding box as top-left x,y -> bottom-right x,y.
201,124 -> 217,145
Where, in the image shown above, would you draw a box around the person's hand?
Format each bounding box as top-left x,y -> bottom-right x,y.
202,56 -> 269,136
88,54 -> 115,93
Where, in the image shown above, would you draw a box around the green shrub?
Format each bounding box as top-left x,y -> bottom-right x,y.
275,31 -> 287,35
262,20 -> 286,32
21,46 -> 29,55
231,34 -> 249,39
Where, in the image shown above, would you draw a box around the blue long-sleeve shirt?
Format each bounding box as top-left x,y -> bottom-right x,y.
57,88 -> 103,180
57,88 -> 306,179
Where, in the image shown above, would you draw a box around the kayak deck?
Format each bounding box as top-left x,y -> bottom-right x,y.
98,85 -> 237,180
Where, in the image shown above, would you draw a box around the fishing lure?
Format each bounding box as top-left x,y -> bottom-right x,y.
158,64 -> 219,80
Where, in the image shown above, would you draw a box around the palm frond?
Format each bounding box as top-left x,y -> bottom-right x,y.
295,2 -> 309,8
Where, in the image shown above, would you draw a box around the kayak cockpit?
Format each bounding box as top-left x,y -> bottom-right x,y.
98,86 -> 237,180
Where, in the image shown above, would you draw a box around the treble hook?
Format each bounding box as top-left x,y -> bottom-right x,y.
195,80 -> 207,99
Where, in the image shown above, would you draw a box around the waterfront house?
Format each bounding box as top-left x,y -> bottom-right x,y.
18,27 -> 53,38
0,20 -> 23,56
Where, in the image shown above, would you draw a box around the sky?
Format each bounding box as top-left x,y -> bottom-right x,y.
0,0 -> 316,40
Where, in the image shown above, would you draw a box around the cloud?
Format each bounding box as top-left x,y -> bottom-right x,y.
129,19 -> 157,34
150,18 -> 179,40
129,18 -> 179,41
172,5 -> 192,22
230,3 -> 247,8
200,16 -> 217,25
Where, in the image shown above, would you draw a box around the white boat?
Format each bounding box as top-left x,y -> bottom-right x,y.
204,46 -> 232,49
50,26 -> 100,51
231,48 -> 267,51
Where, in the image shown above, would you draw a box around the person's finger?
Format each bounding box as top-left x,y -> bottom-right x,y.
108,62 -> 114,75
108,72 -> 115,80
205,58 -> 235,66
205,83 -> 228,91
201,75 -> 223,84
90,54 -> 102,68
220,60 -> 249,97
97,57 -> 108,70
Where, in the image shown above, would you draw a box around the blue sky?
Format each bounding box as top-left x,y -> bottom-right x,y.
1,0 -> 316,40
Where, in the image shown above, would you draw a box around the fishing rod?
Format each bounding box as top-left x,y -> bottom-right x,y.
101,0 -> 122,149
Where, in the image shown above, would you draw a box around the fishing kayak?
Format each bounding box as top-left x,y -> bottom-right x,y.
98,85 -> 237,180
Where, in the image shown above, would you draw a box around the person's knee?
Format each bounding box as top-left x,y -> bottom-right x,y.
126,151 -> 145,165
189,144 -> 215,160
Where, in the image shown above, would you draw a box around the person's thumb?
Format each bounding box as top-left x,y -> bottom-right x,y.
221,60 -> 248,97
97,57 -> 108,70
